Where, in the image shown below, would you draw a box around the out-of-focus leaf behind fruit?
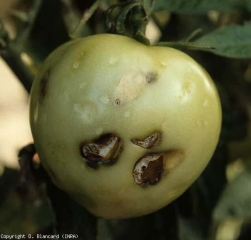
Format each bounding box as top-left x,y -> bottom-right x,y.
153,0 -> 251,13
24,0 -> 70,65
195,23 -> 251,58
0,168 -> 53,235
213,167 -> 251,221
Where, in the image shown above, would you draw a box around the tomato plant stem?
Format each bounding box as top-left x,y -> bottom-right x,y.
69,0 -> 102,39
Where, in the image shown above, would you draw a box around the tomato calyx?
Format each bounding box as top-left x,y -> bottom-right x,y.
105,1 -> 151,45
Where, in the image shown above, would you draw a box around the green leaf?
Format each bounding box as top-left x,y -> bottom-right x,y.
194,23 -> 251,58
152,0 -> 249,13
155,41 -> 214,51
213,167 -> 251,221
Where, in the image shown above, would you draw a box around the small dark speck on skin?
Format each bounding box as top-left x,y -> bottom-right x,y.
115,99 -> 121,106
40,71 -> 50,102
145,72 -> 158,83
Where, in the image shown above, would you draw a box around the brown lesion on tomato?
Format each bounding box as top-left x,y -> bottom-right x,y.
80,134 -> 123,169
131,131 -> 161,149
133,153 -> 164,186
145,71 -> 158,83
133,149 -> 184,187
40,70 -> 50,102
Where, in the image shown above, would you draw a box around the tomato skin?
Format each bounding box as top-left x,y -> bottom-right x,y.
30,34 -> 222,219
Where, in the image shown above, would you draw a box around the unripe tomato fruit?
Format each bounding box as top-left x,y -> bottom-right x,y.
30,34 -> 221,219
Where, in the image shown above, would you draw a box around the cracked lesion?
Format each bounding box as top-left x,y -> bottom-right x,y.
133,150 -> 184,187
131,132 -> 161,149
80,134 -> 123,169
133,153 -> 164,186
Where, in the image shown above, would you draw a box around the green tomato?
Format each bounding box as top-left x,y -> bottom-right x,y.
30,34 -> 222,219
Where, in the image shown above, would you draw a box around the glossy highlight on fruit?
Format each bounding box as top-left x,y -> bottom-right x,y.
29,34 -> 222,219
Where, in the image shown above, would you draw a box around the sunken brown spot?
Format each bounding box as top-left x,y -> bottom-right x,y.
81,134 -> 123,169
131,132 -> 161,149
145,72 -> 158,83
40,71 -> 50,102
133,153 -> 164,186
133,150 -> 184,187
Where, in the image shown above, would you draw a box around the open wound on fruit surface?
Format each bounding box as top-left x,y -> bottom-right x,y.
133,153 -> 163,186
81,134 -> 123,169
131,132 -> 161,149
40,71 -> 50,102
133,150 -> 183,186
